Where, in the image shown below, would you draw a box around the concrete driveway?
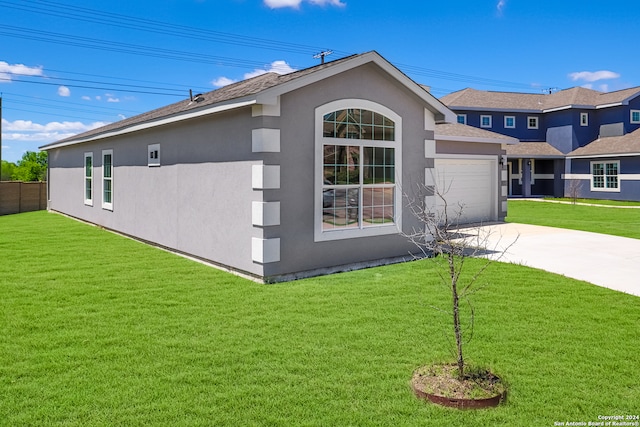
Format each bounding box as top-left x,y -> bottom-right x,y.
462,222 -> 640,297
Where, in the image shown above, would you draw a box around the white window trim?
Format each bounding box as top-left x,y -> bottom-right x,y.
457,114 -> 467,125
480,115 -> 492,128
527,116 -> 539,129
314,99 -> 402,242
504,116 -> 516,129
84,152 -> 93,206
631,110 -> 640,124
580,112 -> 589,126
148,143 -> 160,167
590,160 -> 620,193
102,149 -> 114,210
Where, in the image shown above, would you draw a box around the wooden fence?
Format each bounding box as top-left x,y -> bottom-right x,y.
0,181 -> 47,215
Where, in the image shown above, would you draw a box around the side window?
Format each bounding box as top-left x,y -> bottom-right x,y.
84,152 -> 93,206
504,116 -> 515,129
148,143 -> 160,167
580,113 -> 589,126
102,149 -> 113,210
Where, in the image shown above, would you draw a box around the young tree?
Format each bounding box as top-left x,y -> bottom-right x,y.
404,179 -> 516,381
12,151 -> 47,182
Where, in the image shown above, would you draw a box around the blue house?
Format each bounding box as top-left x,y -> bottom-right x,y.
440,87 -> 640,200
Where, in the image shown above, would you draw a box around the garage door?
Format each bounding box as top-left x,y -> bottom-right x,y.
433,158 -> 497,224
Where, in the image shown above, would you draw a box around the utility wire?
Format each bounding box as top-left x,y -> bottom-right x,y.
0,0 -> 345,57
0,0 -> 547,91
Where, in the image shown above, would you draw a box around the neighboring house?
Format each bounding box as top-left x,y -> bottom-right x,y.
441,86 -> 640,200
41,51 -> 514,282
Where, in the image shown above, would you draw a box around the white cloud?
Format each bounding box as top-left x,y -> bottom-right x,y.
309,0 -> 345,6
599,84 -> 609,92
0,61 -> 44,82
496,0 -> 506,15
81,95 -> 92,101
58,86 -> 71,97
212,76 -> 237,88
264,0 -> 345,9
213,60 -> 296,88
107,97 -> 120,103
1,118 -> 108,142
569,70 -> 621,82
244,60 -> 296,79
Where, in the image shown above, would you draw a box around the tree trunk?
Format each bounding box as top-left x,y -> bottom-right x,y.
450,255 -> 465,381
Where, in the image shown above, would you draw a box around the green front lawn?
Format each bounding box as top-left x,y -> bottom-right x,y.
507,200 -> 640,239
544,197 -> 640,207
1,211 -> 639,426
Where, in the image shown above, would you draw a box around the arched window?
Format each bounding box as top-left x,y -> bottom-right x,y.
315,100 -> 401,241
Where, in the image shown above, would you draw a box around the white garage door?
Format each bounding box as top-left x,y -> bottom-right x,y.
433,158 -> 497,224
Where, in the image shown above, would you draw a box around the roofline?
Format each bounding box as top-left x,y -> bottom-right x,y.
507,154 -> 565,159
446,106 -> 542,114
40,99 -> 257,150
256,51 -> 457,123
567,152 -> 640,159
435,134 -> 519,145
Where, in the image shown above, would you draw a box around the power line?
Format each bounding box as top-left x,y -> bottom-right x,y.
0,0 -> 548,91
1,91 -> 142,115
0,24 -> 303,70
0,0 -> 349,57
0,75 -> 187,97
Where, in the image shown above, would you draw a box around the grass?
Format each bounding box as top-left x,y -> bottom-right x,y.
543,197 -> 640,207
506,199 -> 640,239
1,211 -> 640,426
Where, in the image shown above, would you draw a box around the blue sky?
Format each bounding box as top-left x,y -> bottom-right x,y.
1,0 -> 638,163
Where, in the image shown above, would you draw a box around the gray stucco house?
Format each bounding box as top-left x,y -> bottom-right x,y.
41,52 -> 515,282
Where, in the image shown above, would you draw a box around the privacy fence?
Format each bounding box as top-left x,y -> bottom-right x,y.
0,181 -> 47,216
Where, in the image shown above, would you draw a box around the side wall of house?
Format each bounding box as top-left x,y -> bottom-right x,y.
48,108 -> 266,277
569,156 -> 640,201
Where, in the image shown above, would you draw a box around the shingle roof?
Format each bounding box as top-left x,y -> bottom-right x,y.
435,122 -> 517,142
43,53 -> 365,147
568,128 -> 640,157
440,86 -> 640,112
506,142 -> 564,158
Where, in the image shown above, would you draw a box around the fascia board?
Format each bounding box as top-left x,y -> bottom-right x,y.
257,52 -> 457,123
595,102 -> 623,109
448,106 -> 542,114
507,154 -> 565,159
435,134 -> 519,145
542,105 -> 595,113
40,99 -> 257,150
567,152 -> 640,159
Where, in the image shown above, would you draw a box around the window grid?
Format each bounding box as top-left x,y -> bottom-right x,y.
457,114 -> 467,125
323,109 -> 395,141
631,110 -> 640,124
528,116 -> 539,129
591,161 -> 619,191
480,115 -> 492,128
322,108 -> 396,232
